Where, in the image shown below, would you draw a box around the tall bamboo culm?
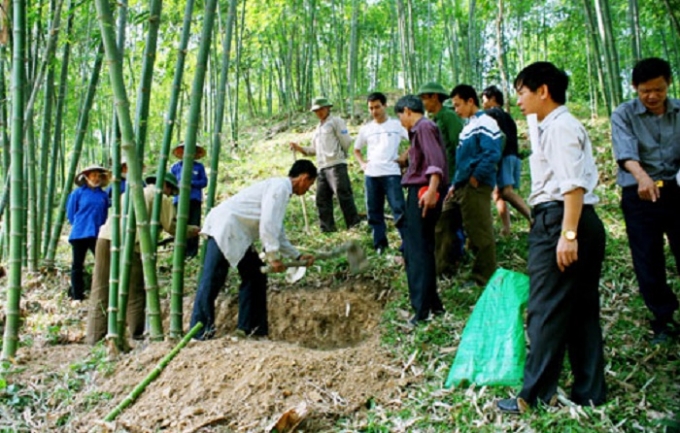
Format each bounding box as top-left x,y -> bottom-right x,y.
169,0 -> 218,338
95,0 -> 165,341
2,0 -> 26,360
150,0 -> 196,247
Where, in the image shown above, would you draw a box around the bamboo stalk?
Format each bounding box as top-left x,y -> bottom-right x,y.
103,322 -> 203,422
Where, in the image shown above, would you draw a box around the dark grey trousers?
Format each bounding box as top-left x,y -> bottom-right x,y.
316,163 -> 360,232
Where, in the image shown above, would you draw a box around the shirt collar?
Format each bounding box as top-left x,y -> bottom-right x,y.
538,105 -> 569,132
633,97 -> 680,115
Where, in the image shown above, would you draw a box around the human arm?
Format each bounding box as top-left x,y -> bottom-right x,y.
353,131 -> 367,171
556,188 -> 584,272
191,163 -> 208,189
333,117 -> 353,153
289,141 -> 315,156
260,182 -> 299,263
420,173 -> 441,218
611,108 -> 658,199
66,190 -> 78,225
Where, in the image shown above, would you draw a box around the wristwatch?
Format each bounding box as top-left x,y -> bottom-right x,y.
562,230 -> 577,241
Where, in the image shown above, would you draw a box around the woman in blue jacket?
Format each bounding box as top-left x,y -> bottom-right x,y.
170,143 -> 208,258
66,166 -> 110,301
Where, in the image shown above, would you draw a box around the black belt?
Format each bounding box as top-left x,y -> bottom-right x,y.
533,201 -> 563,214
532,201 -> 594,216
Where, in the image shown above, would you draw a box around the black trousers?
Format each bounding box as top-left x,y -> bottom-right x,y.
190,237 -> 268,339
186,199 -> 202,258
70,237 -> 98,300
316,164 -> 360,232
519,204 -> 606,406
401,185 -> 443,321
621,184 -> 680,332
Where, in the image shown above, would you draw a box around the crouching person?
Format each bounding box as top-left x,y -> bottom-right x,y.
190,160 -> 318,340
86,173 -> 200,345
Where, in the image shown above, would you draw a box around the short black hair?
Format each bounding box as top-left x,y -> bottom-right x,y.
394,95 -> 425,114
289,159 -> 317,179
632,57 -> 672,86
450,84 -> 480,107
367,92 -> 387,105
514,62 -> 569,104
482,85 -> 504,106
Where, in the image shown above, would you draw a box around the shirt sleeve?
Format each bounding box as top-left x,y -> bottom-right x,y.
544,121 -> 592,194
334,118 -> 353,152
418,124 -> 445,178
191,163 -> 208,189
259,183 -> 293,259
160,195 -> 177,234
66,189 -> 78,225
611,107 -> 640,169
471,121 -> 503,181
353,127 -> 366,151
442,112 -> 463,148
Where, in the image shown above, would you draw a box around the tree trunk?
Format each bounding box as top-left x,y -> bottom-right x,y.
347,0 -> 359,117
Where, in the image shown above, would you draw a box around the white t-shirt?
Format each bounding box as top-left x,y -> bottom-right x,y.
353,118 -> 408,177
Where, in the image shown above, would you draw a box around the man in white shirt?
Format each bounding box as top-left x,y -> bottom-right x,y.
497,62 -> 606,414
189,160 -> 317,340
353,92 -> 408,252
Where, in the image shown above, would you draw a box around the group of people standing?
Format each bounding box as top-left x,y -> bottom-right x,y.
65,56 -> 679,415
66,144 -> 205,343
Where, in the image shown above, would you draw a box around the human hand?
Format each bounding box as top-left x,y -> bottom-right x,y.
637,173 -> 660,202
556,236 -> 578,272
469,176 -> 479,188
289,142 -> 302,153
396,154 -> 408,168
359,161 -> 367,172
419,188 -> 438,218
268,259 -> 286,273
187,225 -> 201,238
299,254 -> 315,267
445,185 -> 455,201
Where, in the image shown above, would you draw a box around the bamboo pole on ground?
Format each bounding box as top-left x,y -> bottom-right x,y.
103,322 -> 203,422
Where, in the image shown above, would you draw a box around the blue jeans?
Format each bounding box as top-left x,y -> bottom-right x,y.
190,237 -> 268,339
365,175 -> 405,250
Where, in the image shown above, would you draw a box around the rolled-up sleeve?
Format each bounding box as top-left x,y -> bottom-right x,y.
611,108 -> 640,169
259,183 -> 292,259
545,122 -> 591,194
418,126 -> 445,179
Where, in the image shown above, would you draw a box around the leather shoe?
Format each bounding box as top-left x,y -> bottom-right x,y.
496,397 -> 529,414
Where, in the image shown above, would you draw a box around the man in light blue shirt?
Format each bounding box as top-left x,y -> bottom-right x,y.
611,57 -> 680,344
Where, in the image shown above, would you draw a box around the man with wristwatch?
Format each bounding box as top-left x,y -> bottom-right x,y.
497,62 -> 607,414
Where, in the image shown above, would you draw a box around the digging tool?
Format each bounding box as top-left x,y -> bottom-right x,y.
293,149 -> 311,233
260,240 -> 369,281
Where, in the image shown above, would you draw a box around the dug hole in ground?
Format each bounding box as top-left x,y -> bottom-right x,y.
11,275 -> 416,432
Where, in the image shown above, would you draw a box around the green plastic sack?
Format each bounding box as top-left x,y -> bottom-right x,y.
444,268 -> 530,388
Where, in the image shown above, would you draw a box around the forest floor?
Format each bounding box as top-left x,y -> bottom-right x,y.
1,108 -> 679,432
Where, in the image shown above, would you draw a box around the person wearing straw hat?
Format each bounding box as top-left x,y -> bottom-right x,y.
66,165 -> 110,301
170,142 -> 208,258
417,82 -> 466,277
86,172 -> 200,345
290,97 -> 361,233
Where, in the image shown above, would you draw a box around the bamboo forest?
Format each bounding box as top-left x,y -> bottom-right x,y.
0,0 -> 678,430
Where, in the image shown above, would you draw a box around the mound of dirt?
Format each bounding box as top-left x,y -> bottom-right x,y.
64,278 -> 415,432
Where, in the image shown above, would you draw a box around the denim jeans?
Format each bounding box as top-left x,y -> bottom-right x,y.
365,175 -> 405,249
190,237 -> 268,339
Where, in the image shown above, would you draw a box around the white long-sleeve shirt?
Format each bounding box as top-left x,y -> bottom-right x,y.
202,177 -> 300,267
